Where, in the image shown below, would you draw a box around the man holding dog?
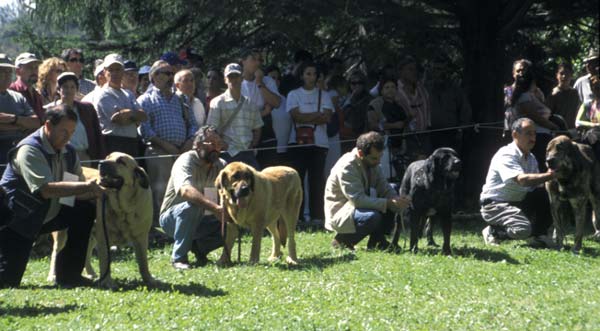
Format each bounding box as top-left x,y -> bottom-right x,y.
159,125 -> 228,269
480,117 -> 556,247
0,105 -> 106,288
325,131 -> 411,250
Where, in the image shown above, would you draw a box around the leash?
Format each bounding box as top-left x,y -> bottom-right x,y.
96,193 -> 111,285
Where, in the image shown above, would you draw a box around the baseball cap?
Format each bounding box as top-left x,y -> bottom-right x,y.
138,65 -> 151,76
160,51 -> 187,66
584,49 -> 599,63
123,60 -> 138,72
0,53 -> 15,68
15,52 -> 41,66
224,63 -> 242,77
102,53 -> 124,68
57,71 -> 78,86
93,59 -> 104,77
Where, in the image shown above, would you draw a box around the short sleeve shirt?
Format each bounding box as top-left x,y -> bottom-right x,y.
0,89 -> 34,136
241,76 -> 280,111
94,86 -> 141,138
286,87 -> 333,148
160,150 -> 226,214
480,142 -> 539,202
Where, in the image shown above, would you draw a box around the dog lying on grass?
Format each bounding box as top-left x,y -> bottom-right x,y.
390,148 -> 461,255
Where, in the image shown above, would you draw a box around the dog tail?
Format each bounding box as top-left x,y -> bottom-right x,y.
278,219 -> 288,247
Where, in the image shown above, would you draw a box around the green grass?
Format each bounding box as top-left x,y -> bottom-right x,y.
2,217 -> 600,331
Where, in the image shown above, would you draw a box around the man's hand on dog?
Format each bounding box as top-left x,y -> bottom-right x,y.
388,195 -> 411,213
87,179 -> 110,198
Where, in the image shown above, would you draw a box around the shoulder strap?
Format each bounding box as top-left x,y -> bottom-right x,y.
220,97 -> 245,132
178,94 -> 192,130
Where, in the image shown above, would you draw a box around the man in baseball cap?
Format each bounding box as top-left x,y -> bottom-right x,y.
9,53 -> 44,121
574,49 -> 600,103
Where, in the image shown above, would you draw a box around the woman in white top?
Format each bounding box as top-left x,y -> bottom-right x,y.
287,62 -> 334,223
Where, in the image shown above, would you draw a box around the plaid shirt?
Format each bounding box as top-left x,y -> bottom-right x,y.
138,87 -> 198,147
207,89 -> 263,156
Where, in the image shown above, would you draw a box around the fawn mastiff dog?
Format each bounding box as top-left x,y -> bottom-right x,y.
49,152 -> 156,288
215,162 -> 302,265
545,135 -> 600,253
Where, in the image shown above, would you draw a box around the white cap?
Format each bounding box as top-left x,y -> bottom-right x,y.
0,53 -> 15,68
15,52 -> 41,66
224,63 -> 242,77
102,53 -> 124,68
94,59 -> 104,77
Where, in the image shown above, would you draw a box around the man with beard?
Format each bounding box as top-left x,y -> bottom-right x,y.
159,125 -> 228,270
9,53 -> 44,120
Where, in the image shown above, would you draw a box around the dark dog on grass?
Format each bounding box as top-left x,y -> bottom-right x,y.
390,148 -> 461,255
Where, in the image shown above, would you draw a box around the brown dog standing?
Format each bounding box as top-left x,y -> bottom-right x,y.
215,162 -> 302,265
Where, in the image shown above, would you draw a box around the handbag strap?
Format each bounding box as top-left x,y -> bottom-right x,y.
294,88 -> 320,130
220,97 -> 245,133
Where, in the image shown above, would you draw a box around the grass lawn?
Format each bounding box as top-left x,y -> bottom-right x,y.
1,215 -> 600,331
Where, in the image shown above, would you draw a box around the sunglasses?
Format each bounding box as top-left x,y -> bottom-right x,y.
68,58 -> 84,63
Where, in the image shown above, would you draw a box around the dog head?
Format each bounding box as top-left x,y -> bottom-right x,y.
98,152 -> 149,190
546,135 -> 584,178
426,147 -> 462,181
215,162 -> 255,208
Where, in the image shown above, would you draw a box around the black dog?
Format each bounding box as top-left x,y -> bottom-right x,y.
390,148 -> 461,255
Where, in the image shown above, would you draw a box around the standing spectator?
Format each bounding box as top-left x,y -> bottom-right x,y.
93,53 -> 147,157
205,68 -> 224,109
239,49 -> 282,168
395,56 -> 431,160
546,63 -> 580,129
287,62 -> 333,224
37,58 -> 67,106
61,48 -> 95,96
175,69 -> 206,127
340,71 -> 373,153
10,53 -> 44,120
573,49 -> 599,104
0,54 -> 39,166
324,75 -> 349,177
122,60 -> 139,97
504,59 -> 545,106
81,59 -> 106,104
44,72 -> 106,162
265,65 -> 293,167
159,126 -> 227,269
138,65 -> 151,96
138,61 -> 198,222
369,64 -> 396,97
206,63 -> 263,169
0,106 -> 104,288
575,75 -> 600,158
190,68 -> 206,106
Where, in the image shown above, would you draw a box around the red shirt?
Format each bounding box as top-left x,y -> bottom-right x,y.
9,78 -> 44,123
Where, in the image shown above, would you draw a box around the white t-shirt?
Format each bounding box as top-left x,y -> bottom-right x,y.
241,76 -> 280,111
271,95 -> 291,153
286,87 -> 333,148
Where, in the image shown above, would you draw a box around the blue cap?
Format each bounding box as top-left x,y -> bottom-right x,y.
123,60 -> 138,72
160,51 -> 187,66
138,65 -> 151,75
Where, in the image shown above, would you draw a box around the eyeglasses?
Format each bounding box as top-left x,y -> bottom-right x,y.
157,71 -> 175,77
68,58 -> 84,63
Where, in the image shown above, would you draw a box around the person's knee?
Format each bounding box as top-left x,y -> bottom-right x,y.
354,209 -> 383,230
506,221 -> 531,239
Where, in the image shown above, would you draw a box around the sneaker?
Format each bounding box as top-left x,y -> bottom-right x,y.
172,261 -> 193,270
482,226 -> 500,246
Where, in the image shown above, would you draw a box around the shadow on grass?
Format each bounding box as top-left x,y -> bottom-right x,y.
451,246 -> 520,264
0,303 -> 79,317
275,251 -> 357,271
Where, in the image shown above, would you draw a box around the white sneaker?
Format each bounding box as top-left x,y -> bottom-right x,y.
482,226 -> 500,246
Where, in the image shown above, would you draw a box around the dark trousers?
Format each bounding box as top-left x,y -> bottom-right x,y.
256,140 -> 293,169
519,187 -> 553,237
0,201 -> 95,288
104,135 -> 142,158
291,145 -> 328,220
221,151 -> 260,170
335,209 -> 395,247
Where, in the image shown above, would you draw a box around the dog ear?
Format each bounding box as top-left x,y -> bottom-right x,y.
248,171 -> 255,192
216,170 -> 228,190
134,167 -> 150,189
424,156 -> 435,184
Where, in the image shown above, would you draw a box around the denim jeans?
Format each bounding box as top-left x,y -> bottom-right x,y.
335,208 -> 394,247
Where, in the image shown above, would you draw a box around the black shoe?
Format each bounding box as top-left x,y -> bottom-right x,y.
191,241 -> 209,267
332,238 -> 355,251
55,275 -> 95,288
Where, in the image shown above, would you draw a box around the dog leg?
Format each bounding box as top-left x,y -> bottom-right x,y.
591,198 -> 600,240
82,231 -> 97,280
266,222 -> 282,263
217,223 -> 238,266
572,199 -> 587,254
425,218 -> 438,247
438,214 -> 452,256
132,237 -> 157,286
249,225 -> 263,264
547,190 -> 566,250
48,230 -> 67,282
409,212 -> 422,254
95,209 -> 115,289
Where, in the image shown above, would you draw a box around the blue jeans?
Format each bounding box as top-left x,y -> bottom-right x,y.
335,208 -> 394,247
159,201 -> 222,262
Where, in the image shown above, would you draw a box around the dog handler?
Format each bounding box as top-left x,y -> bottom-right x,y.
324,131 -> 410,250
480,117 -> 556,246
159,125 -> 228,270
0,106 -> 106,288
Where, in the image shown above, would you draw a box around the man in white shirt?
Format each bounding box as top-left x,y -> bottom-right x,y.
573,49 -> 599,104
480,118 -> 555,246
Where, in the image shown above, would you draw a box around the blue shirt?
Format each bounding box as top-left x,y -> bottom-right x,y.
138,87 -> 198,147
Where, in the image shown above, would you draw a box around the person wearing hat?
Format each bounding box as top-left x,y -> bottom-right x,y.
82,59 -> 107,104
9,52 -> 44,121
574,49 -> 600,104
206,63 -> 263,169
93,53 -> 147,157
60,48 -> 96,96
0,54 -> 40,166
137,65 -> 151,96
45,72 -> 106,162
122,60 -> 139,97
160,51 -> 187,72
138,60 -> 198,224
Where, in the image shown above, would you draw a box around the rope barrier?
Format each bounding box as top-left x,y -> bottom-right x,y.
1,120 -> 576,168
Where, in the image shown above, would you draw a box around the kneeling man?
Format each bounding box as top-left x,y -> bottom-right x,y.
325,131 -> 410,250
159,125 -> 228,269
480,118 -> 556,246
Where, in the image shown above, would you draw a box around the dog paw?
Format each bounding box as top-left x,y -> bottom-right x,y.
267,255 -> 281,263
98,278 -> 117,290
285,256 -> 299,265
216,258 -> 232,267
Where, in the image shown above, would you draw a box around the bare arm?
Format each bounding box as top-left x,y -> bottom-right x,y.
149,136 -> 180,155
514,170 -> 555,187
111,108 -> 148,125
39,179 -> 106,199
256,69 -> 281,108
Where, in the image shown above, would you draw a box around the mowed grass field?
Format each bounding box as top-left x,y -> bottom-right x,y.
1,215 -> 600,331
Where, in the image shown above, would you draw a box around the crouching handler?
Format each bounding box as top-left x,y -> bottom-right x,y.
324,131 -> 410,250
159,125 -> 228,270
0,106 -> 105,288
